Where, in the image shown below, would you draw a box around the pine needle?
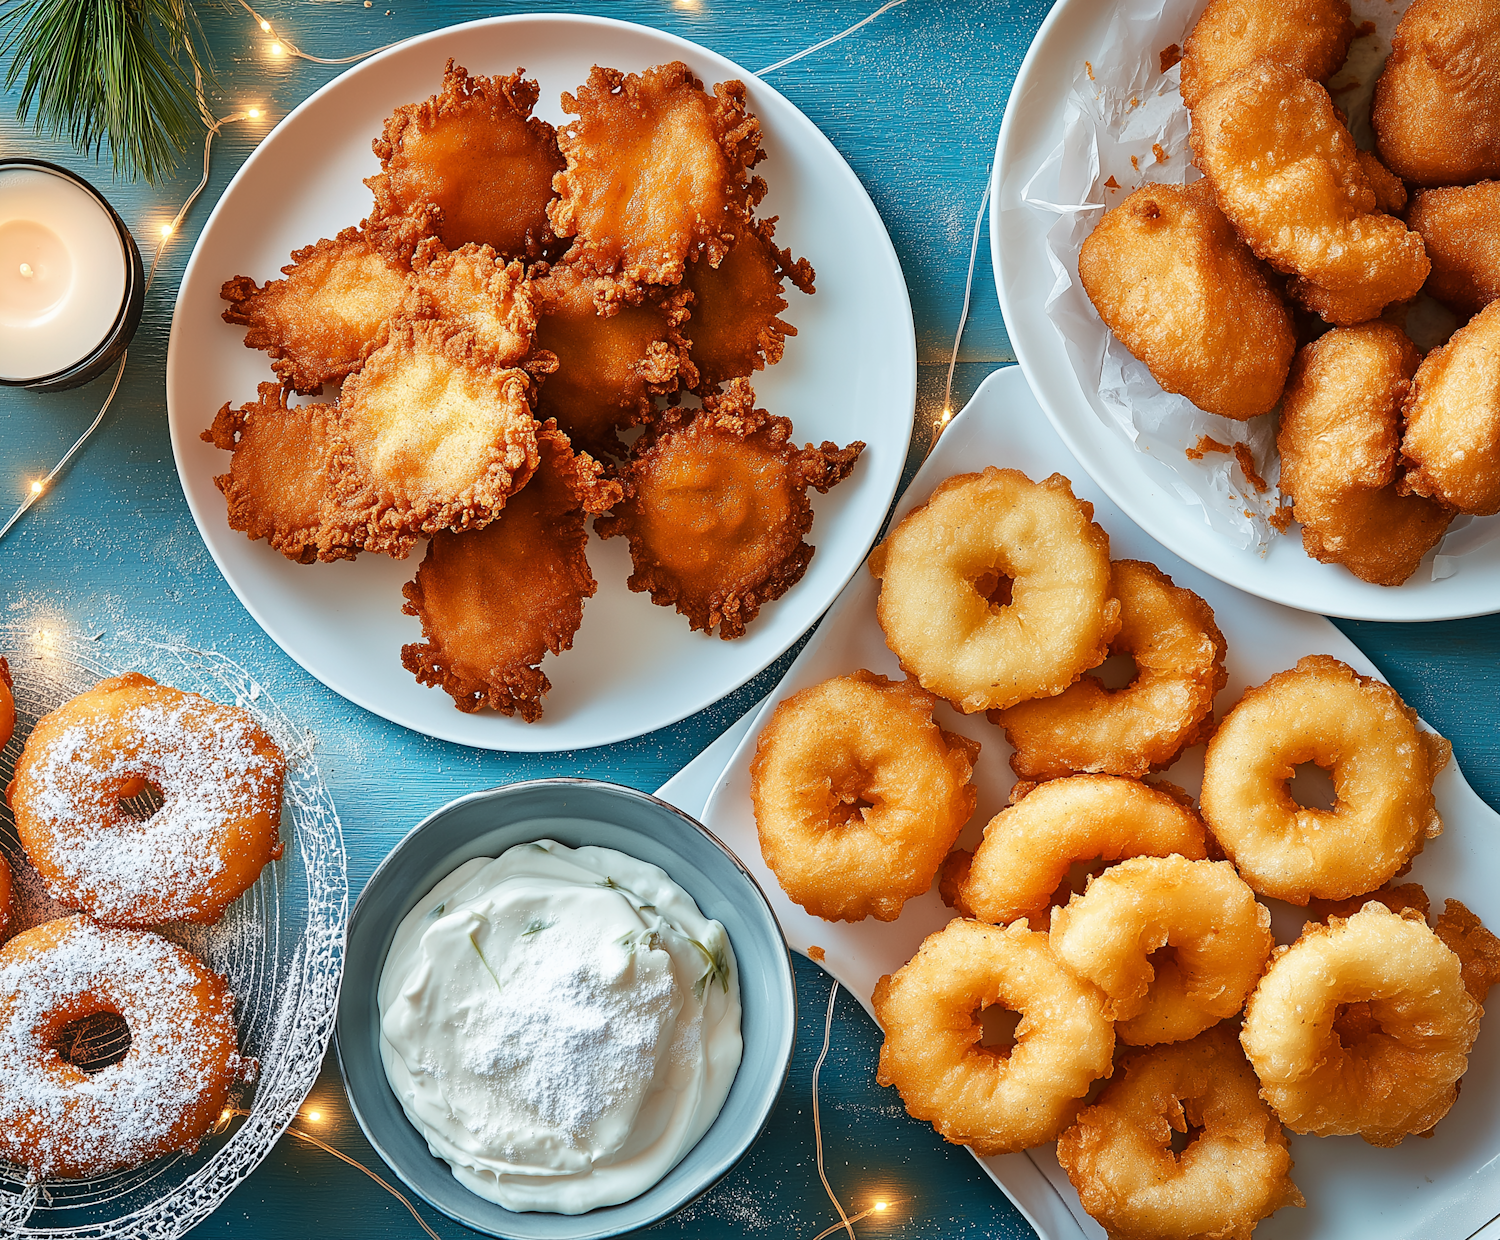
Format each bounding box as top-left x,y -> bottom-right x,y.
1,0 -> 215,183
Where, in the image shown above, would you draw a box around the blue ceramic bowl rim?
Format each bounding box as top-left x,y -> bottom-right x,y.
335,777 -> 796,1240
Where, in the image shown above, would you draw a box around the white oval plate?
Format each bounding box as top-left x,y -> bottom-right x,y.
990,0 -> 1500,622
167,15 -> 915,751
696,366 -> 1500,1239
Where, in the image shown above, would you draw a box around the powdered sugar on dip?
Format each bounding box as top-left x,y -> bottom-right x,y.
377,839 -> 742,1214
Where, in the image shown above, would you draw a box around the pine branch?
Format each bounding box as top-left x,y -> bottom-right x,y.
0,0 -> 216,184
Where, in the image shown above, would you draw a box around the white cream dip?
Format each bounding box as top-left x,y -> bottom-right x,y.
378,839 -> 743,1214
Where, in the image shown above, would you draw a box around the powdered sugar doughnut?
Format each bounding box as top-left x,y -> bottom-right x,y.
6,673 -> 285,925
0,915 -> 242,1178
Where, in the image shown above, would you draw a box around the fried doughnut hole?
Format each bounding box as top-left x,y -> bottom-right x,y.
550,62 -> 767,294
332,319 -> 541,557
532,258 -> 693,457
220,219 -> 420,394
1178,0 -> 1354,110
941,775 -> 1208,930
1079,182 -> 1294,419
1057,1025 -> 1304,1240
1277,323 -> 1453,585
1400,300 -> 1500,516
992,560 -> 1227,779
202,383 -> 361,564
749,671 -> 980,922
368,61 -> 565,260
595,379 -> 863,639
682,213 -> 814,395
400,424 -> 620,720
1372,0 -> 1500,187
1191,62 -> 1429,325
873,918 -> 1115,1155
1408,182 -> 1500,318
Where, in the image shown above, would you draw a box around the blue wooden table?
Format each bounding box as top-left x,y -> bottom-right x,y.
2,2 -> 1497,1237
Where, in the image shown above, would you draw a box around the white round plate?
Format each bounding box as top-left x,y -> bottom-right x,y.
991,0 -> 1500,622
167,15 -> 915,751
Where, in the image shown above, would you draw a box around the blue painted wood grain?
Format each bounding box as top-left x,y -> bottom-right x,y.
2,1 -> 1497,1236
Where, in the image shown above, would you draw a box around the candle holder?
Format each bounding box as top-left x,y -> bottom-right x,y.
0,158 -> 145,393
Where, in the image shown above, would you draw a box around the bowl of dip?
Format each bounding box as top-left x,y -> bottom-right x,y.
336,778 -> 796,1239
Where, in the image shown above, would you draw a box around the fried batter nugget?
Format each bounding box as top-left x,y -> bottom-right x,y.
594,378 -> 863,639
201,384 -> 361,563
1278,323 -> 1454,585
220,220 -> 421,394
400,424 -> 619,720
1408,182 -> 1500,318
368,61 -> 565,260
405,238 -> 543,369
1372,0 -> 1500,187
1400,300 -> 1500,515
1191,62 -> 1430,325
531,258 -> 692,457
332,319 -> 541,556
1179,0 -> 1355,110
550,62 -> 767,295
682,214 -> 814,395
1078,181 -> 1294,418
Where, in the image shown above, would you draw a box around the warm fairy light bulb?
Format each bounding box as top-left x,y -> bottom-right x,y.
874,1201 -> 889,1212
307,1109 -> 322,1122
247,108 -> 261,119
259,18 -> 271,31
159,223 -> 174,237
30,480 -> 42,494
270,41 -> 284,56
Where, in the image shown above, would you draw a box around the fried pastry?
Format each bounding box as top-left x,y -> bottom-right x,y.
1408,182 -> 1500,319
1078,181 -> 1294,418
332,319 -> 540,556
1178,0 -> 1355,110
201,383 -> 361,563
405,238 -> 544,369
550,62 -> 767,295
1372,0 -> 1500,187
368,61 -> 565,260
595,378 -> 862,639
1277,323 -> 1454,585
400,424 -> 619,720
1191,62 -> 1429,325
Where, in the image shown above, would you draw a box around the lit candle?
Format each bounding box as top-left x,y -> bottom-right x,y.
0,159 -> 143,391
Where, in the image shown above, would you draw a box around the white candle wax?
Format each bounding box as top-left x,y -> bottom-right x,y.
0,166 -> 129,383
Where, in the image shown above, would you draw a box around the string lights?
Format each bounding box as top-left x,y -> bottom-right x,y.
933,175 -> 993,454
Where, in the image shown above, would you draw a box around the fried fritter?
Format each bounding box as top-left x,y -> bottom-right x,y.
550,62 -> 767,296
1191,62 -> 1430,325
1372,0 -> 1500,187
220,219 -> 421,394
201,383 -> 361,564
1356,150 -> 1408,216
682,214 -> 814,395
531,257 -> 692,457
332,319 -> 541,556
1277,323 -> 1453,586
1400,300 -> 1500,515
1408,182 -> 1500,318
1179,0 -> 1355,110
1078,181 -> 1294,418
405,238 -> 543,369
400,423 -> 620,720
595,378 -> 862,639
368,61 -> 565,261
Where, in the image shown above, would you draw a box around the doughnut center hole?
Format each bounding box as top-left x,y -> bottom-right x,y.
1333,1000 -> 1383,1050
1288,761 -> 1337,812
1147,945 -> 1181,979
1169,1118 -> 1205,1158
971,569 -> 1014,611
1049,857 -> 1112,909
1094,652 -> 1139,691
117,774 -> 165,822
972,1002 -> 1020,1058
828,768 -> 874,828
51,1011 -> 131,1074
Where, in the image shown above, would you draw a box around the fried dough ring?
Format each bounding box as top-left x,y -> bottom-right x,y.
941,775 -> 1207,930
1200,655 -> 1451,905
1057,1025 -> 1304,1240
1178,0 -> 1354,110
749,671 -> 980,922
368,61 -> 565,260
1050,856 -> 1273,1046
869,469 -> 1119,713
991,560 -> 1226,779
1277,323 -> 1454,586
1242,902 -> 1482,1146
595,378 -> 862,639
873,918 -> 1115,1155
399,423 -> 619,721
202,383 -> 362,564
